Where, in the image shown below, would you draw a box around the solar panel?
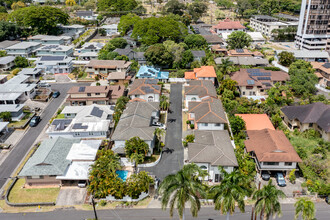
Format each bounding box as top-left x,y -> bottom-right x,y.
236,49 -> 244,53
40,56 -> 64,61
322,63 -> 330,68
257,77 -> 271,80
247,80 -> 255,85
262,82 -> 272,86
90,107 -> 103,118
78,87 -> 85,92
72,123 -> 88,129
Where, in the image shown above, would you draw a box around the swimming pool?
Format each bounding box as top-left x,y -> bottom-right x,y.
116,170 -> 129,181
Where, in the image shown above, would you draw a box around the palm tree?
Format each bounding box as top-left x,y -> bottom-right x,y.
252,179 -> 286,220
129,152 -> 144,174
219,58 -> 234,75
154,127 -> 165,150
294,197 -> 315,220
209,168 -> 252,220
159,164 -> 207,220
160,95 -> 170,111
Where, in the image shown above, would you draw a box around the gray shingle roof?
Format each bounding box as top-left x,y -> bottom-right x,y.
185,80 -> 217,98
19,137 -> 80,177
191,50 -> 206,58
186,130 -> 238,166
0,56 -> 15,65
281,102 -> 330,132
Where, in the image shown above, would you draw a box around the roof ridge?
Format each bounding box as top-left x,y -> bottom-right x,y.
212,132 -> 237,165
189,144 -> 208,162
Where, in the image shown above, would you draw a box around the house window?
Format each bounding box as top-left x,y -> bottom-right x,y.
87,93 -> 91,96
285,162 -> 292,166
49,175 -> 56,177
27,176 -> 32,179
242,91 -> 245,95
89,132 -> 94,135
200,165 -> 207,170
95,93 -> 100,95
214,174 -> 221,182
309,123 -> 313,127
74,132 -> 80,136
148,96 -> 154,102
263,162 -> 279,166
215,123 -> 221,127
191,97 -> 197,101
39,176 -> 44,179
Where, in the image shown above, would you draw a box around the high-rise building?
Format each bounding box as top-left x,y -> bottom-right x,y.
295,0 -> 330,51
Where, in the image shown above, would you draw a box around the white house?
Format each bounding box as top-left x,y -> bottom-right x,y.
0,56 -> 15,72
36,45 -> 74,57
128,79 -> 161,102
111,102 -> 160,155
101,24 -> 119,36
76,11 -> 98,21
5,42 -> 42,57
28,35 -> 69,45
36,56 -> 73,74
186,130 -> 238,183
184,80 -> 217,108
47,105 -> 114,139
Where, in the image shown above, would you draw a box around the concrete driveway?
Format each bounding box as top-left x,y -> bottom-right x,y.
140,83 -> 184,180
56,187 -> 87,206
260,177 -> 304,197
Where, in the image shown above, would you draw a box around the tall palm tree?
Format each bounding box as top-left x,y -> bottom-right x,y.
209,168 -> 252,220
154,127 -> 165,150
160,95 -> 170,111
294,197 -> 315,220
159,164 -> 207,220
252,179 -> 286,220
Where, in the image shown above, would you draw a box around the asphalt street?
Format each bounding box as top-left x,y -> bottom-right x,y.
0,83 -> 89,190
140,83 -> 184,180
0,203 -> 329,220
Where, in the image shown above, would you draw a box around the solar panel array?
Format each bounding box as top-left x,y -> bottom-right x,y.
78,87 -> 85,92
257,77 -> 271,80
52,119 -> 72,131
262,82 -> 272,87
145,79 -> 157,84
322,63 -> 330,68
247,69 -> 271,76
90,106 -> 103,118
40,56 -> 65,61
236,49 -> 244,53
72,123 -> 88,129
42,45 -> 59,50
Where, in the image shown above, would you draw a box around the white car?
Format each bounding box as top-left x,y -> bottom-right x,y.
38,82 -> 50,87
153,122 -> 166,130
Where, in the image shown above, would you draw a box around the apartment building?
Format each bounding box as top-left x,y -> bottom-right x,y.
35,56 -> 73,74
295,0 -> 330,51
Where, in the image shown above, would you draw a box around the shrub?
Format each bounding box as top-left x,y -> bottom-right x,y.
190,124 -> 195,129
185,134 -> 195,143
99,200 -> 107,206
264,66 -> 280,71
186,120 -> 191,124
268,56 -> 274,64
289,169 -> 296,184
182,140 -> 188,147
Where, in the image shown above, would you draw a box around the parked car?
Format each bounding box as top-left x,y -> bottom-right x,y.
275,172 -> 286,187
38,82 -> 50,87
153,122 -> 166,130
52,91 -> 60,98
78,180 -> 87,188
261,172 -> 270,181
29,116 -> 41,127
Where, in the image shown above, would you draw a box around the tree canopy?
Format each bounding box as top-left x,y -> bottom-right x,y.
132,16 -> 188,45
8,6 -> 69,35
14,56 -> 29,68
184,34 -> 208,49
278,51 -> 295,67
144,43 -> 174,67
0,21 -> 20,41
165,0 -> 186,16
97,0 -> 138,12
118,13 -> 141,36
227,31 -> 252,49
187,2 -> 208,22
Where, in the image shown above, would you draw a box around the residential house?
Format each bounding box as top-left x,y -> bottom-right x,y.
78,42 -> 105,61
60,25 -> 85,39
275,50 -> 329,62
281,102 -> 330,141
67,85 -> 124,105
76,11 -> 97,20
47,104 -> 114,139
101,24 -> 119,36
111,102 -> 160,155
202,35 -> 224,46
0,104 -> 25,121
128,79 -> 161,102
36,56 -> 73,74
85,60 -> 132,80
18,68 -> 43,80
113,46 -> 134,60
136,66 -> 169,82
5,42 -> 42,57
185,130 -> 238,182
227,49 -> 264,58
250,15 -> 298,40
188,97 -> 227,130
311,62 -> 330,88
134,52 -> 147,64
212,18 -> 245,34
184,80 -> 217,107
230,68 -> 290,99
211,45 -> 228,55
36,45 -> 74,57
235,114 -> 275,131
18,137 -> 101,187
0,56 -> 15,72
28,35 -> 69,45
245,129 -> 302,174
215,56 -> 269,66
0,40 -> 20,51
184,66 -> 217,84
0,75 -> 7,84
191,50 -> 206,62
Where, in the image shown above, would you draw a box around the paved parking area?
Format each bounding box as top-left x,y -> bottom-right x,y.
260,177 -> 304,197
56,187 -> 87,206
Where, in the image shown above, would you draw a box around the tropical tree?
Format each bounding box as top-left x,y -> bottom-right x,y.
14,56 -> 29,68
218,58 -> 235,75
144,43 -> 174,67
0,112 -> 11,122
154,127 -> 165,150
209,168 -> 252,220
160,95 -> 170,111
252,179 -> 286,220
227,31 -> 252,49
278,51 -> 295,67
187,2 -> 208,22
159,163 -> 207,220
294,197 -> 315,220
229,115 -> 246,135
165,0 -> 186,16
218,78 -> 238,95
11,1 -> 25,10
125,136 -> 149,172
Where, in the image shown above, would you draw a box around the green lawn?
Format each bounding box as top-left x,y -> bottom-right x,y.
8,179 -> 60,203
78,72 -> 94,81
55,114 -> 65,119
8,112 -> 33,128
142,155 -> 160,164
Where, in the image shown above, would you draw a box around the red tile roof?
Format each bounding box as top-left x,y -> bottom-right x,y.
185,66 -> 217,80
212,18 -> 245,30
235,114 -> 275,130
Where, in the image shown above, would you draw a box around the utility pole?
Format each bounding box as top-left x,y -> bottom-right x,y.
91,196 -> 98,220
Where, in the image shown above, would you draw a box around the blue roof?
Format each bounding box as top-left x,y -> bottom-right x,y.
136,66 -> 169,80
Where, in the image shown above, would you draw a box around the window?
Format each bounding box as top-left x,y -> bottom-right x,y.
95,93 -> 100,95
200,165 -> 207,170
89,132 -> 94,135
215,123 -> 221,126
191,97 -> 197,101
74,132 -> 80,136
87,93 -> 91,96
39,176 -> 44,179
27,176 -> 32,179
203,123 -> 208,126
49,175 -> 56,177
285,162 -> 292,166
263,162 -> 279,166
309,123 -> 313,127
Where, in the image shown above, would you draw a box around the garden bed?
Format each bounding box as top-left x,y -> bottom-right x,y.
8,112 -> 35,129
